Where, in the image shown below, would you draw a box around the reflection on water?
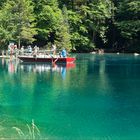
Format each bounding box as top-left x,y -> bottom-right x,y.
1,54 -> 140,139
0,58 -> 76,138
20,63 -> 75,73
1,58 -> 75,79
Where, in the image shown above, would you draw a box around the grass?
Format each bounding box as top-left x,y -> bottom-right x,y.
12,119 -> 40,140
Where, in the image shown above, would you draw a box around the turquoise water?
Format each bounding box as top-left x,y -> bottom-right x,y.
0,54 -> 140,139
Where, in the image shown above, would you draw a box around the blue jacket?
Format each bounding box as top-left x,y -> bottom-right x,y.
61,49 -> 67,57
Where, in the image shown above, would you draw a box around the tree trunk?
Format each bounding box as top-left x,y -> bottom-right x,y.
92,30 -> 96,43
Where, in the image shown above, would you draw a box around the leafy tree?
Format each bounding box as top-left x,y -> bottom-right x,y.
113,0 -> 140,51
116,0 -> 140,39
33,0 -> 71,50
67,0 -> 113,52
0,0 -> 139,52
0,0 -> 5,7
56,6 -> 71,50
68,10 -> 91,52
0,0 -> 36,48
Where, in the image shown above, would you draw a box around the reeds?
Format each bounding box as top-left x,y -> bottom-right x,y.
12,119 -> 40,140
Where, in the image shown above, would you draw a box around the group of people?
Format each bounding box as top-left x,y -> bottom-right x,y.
7,43 -> 40,58
20,45 -> 39,55
91,49 -> 104,55
98,49 -> 104,54
8,43 -> 18,58
7,43 -> 67,58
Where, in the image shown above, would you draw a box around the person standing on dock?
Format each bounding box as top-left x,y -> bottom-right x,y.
28,45 -> 32,53
32,45 -> 38,58
14,45 -> 18,58
20,46 -> 24,55
52,44 -> 56,56
2,50 -> 4,57
8,43 -> 14,59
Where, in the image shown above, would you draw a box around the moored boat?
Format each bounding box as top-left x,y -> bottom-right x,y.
18,55 -> 76,63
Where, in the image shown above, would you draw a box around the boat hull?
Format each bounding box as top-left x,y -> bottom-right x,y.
18,56 -> 76,63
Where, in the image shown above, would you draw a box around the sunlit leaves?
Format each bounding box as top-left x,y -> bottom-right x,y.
0,0 -> 36,47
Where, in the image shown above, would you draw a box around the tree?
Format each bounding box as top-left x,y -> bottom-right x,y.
66,0 -> 113,52
33,0 -> 71,50
56,6 -> 71,50
116,0 -> 140,39
68,10 -> 91,52
113,0 -> 140,51
0,0 -> 36,48
0,0 -> 5,7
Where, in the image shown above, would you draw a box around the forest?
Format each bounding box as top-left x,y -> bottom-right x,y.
0,0 -> 139,53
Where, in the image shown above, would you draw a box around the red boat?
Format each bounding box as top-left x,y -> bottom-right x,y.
18,56 -> 76,63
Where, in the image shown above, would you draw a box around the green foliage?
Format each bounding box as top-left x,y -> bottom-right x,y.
68,10 -> 90,51
0,0 -> 139,52
116,20 -> 140,39
86,0 -> 113,43
56,6 -> 71,50
116,0 -> 140,43
0,0 -> 5,7
0,0 -> 37,48
67,0 -> 113,52
34,0 -> 71,49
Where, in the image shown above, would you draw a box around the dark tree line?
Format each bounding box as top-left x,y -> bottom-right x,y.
0,0 -> 140,52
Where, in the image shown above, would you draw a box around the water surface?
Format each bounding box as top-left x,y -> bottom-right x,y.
0,54 -> 140,139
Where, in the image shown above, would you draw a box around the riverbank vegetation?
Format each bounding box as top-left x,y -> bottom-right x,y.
0,0 -> 139,52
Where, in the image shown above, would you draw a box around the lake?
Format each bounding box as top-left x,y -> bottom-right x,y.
0,54 -> 140,139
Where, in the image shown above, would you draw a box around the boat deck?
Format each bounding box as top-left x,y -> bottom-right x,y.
18,55 -> 76,63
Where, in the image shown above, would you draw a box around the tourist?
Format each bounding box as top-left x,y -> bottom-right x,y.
8,43 -> 14,56
20,46 -> 24,55
10,44 -> 14,58
2,50 -> 4,57
98,49 -> 104,54
32,46 -> 38,57
61,48 -> 67,58
52,44 -> 56,56
28,45 -> 32,53
14,45 -> 18,57
34,45 -> 39,52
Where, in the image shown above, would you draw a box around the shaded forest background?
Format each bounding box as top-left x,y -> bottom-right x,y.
0,0 -> 139,53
